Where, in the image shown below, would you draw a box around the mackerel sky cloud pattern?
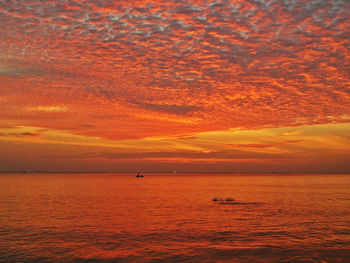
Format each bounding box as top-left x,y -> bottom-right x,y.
0,0 -> 349,141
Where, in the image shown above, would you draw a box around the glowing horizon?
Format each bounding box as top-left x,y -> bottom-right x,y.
0,0 -> 349,173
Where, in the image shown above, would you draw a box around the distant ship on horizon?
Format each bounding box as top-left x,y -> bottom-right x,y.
136,172 -> 144,178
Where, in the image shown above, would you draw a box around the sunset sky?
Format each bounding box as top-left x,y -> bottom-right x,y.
0,0 -> 349,173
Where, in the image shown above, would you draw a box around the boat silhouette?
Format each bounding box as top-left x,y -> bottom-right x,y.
136,172 -> 144,178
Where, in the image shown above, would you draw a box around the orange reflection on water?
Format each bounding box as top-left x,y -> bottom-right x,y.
0,173 -> 349,261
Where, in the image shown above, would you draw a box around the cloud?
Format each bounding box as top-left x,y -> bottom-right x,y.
0,123 -> 349,172
283,139 -> 304,143
27,106 -> 68,112
38,149 -> 296,161
0,132 -> 40,138
0,0 -> 349,140
227,143 -> 275,148
131,101 -> 201,115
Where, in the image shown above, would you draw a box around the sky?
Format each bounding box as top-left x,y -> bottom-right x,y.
0,0 -> 349,173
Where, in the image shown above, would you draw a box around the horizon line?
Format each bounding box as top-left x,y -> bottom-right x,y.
0,171 -> 349,175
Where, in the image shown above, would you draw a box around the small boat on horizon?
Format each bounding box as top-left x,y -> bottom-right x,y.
136,172 -> 144,178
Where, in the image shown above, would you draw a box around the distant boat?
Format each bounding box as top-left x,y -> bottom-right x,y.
136,172 -> 144,178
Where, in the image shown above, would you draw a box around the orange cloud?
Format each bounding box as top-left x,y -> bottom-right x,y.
0,123 -> 349,172
0,1 -> 349,172
226,144 -> 274,148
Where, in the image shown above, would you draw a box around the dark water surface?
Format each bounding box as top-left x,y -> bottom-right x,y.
0,173 -> 349,262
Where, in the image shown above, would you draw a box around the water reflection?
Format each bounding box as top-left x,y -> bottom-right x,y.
0,173 -> 349,262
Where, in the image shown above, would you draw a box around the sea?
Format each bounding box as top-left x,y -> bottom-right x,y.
0,173 -> 349,262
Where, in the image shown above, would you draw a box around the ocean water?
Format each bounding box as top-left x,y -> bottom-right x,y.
0,173 -> 349,262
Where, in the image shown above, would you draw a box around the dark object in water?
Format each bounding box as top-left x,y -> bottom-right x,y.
212,196 -> 236,204
136,173 -> 144,178
212,196 -> 235,202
